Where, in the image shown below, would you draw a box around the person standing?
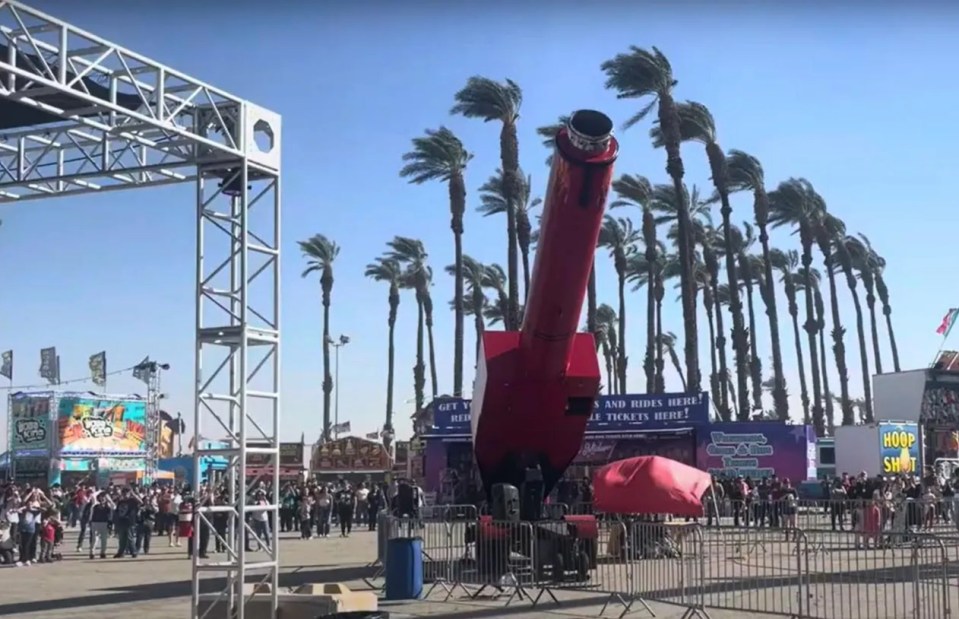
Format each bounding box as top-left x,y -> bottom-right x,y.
315,487 -> 332,538
335,483 -> 356,538
88,492 -> 113,559
18,499 -> 42,565
113,488 -> 141,558
136,493 -> 158,555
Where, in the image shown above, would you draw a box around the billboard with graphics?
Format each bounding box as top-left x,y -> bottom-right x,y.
9,393 -> 53,454
57,397 -> 148,456
697,422 -> 817,482
878,422 -> 920,475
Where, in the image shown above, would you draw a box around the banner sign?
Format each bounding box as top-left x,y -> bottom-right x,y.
697,422 -> 816,482
878,422 -> 920,475
313,437 -> 390,472
428,393 -> 711,435
246,442 -> 306,468
10,394 -> 52,453
57,397 -> 148,455
13,456 -> 49,485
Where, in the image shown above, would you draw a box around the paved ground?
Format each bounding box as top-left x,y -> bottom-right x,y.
1,524 -> 956,619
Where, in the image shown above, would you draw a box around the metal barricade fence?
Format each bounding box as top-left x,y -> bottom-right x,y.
366,510 -> 959,618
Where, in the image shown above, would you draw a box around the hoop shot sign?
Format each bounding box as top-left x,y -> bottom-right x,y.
57,397 -> 148,456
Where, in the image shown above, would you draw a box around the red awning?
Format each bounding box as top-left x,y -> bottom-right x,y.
593,455 -> 712,517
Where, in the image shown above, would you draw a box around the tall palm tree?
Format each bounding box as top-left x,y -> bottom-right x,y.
400,127 -> 472,397
725,150 -> 788,420
485,301 -> 524,328
838,235 -> 875,422
813,282 -> 835,434
452,76 -> 523,329
299,234 -> 340,442
446,255 -> 487,361
536,115 -> 570,167
771,249 -> 811,425
612,173 -> 656,392
866,242 -> 901,371
387,236 -> 438,406
481,263 -> 509,325
728,224 -> 764,412
674,255 -> 719,411
536,115 -> 599,341
477,170 -> 541,303
853,233 -> 885,375
602,46 -> 701,394
793,267 -> 825,436
814,212 -> 854,430
652,100 -> 750,420
658,332 -> 687,391
364,257 -> 402,447
769,179 -> 826,434
596,304 -> 619,394
599,216 -> 640,394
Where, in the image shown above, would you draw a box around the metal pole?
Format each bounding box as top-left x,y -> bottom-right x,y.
334,344 -> 340,439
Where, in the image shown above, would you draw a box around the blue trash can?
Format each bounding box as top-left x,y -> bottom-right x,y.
384,537 -> 423,600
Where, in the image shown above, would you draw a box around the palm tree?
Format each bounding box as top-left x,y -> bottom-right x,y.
728,224 -> 764,412
612,173 -> 656,392
771,249 -> 811,425
452,76 -> 523,329
813,282 -> 835,434
652,100 -> 750,420
794,268 -> 825,437
446,255 -> 487,361
769,179 -> 826,434
596,304 -> 619,394
400,127 -> 472,397
865,242 -> 901,371
601,46 -> 701,394
481,263 -> 509,326
364,257 -> 402,447
725,151 -> 788,420
477,170 -> 541,303
676,255 -> 720,412
658,332 -> 686,390
813,212 -> 854,430
387,236 -> 437,408
853,234 -> 885,375
838,235 -> 875,422
536,115 -> 570,167
485,301 -> 524,328
299,234 -> 340,442
598,216 -> 640,394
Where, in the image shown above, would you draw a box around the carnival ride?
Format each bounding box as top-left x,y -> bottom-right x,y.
470,110 -> 618,585
0,3 -> 281,618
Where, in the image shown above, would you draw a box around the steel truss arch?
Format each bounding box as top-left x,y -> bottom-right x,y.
0,3 -> 282,619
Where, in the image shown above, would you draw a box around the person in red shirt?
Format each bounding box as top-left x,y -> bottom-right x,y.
38,515 -> 58,563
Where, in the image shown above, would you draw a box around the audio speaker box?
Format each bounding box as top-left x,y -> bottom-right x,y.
491,483 -> 520,522
396,482 -> 419,516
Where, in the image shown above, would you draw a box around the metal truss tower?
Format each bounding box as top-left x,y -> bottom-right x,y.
0,3 -> 282,619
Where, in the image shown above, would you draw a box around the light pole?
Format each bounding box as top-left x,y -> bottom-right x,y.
326,334 -> 350,439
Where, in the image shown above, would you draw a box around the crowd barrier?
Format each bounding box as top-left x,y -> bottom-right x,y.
365,506 -> 959,619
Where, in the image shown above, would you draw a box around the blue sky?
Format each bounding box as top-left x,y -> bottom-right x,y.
1,2 -> 956,450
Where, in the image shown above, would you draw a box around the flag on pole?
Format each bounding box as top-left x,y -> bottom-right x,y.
0,350 -> 11,380
937,309 -> 959,337
331,421 -> 351,434
365,431 -> 379,440
39,347 -> 59,384
132,356 -> 152,384
89,351 -> 107,386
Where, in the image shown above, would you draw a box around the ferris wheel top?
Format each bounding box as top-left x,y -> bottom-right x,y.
0,0 -> 281,202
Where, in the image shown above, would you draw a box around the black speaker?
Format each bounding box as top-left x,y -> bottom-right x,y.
491,483 -> 520,522
396,482 -> 419,516
521,468 -> 545,521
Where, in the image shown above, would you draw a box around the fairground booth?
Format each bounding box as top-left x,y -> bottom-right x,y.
311,436 -> 391,485
7,390 -> 153,487
246,440 -> 309,483
412,395 -> 818,504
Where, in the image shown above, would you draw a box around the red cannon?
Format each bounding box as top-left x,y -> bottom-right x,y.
471,110 -> 619,501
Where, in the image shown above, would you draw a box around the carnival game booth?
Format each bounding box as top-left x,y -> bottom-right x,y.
415,393 -> 711,504
311,436 -> 391,485
7,391 -> 153,487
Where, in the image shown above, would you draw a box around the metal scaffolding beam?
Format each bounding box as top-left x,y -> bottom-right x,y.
0,3 -> 282,618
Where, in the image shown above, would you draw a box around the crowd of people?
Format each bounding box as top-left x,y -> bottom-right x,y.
0,477 -> 414,567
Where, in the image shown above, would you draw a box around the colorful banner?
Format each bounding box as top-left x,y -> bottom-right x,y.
10,394 -> 52,453
697,422 -> 816,482
312,437 -> 389,472
428,393 -> 711,435
57,397 -> 148,455
878,422 -> 920,475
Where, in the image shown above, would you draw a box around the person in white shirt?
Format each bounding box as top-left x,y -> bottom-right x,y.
249,491 -> 271,551
169,491 -> 183,547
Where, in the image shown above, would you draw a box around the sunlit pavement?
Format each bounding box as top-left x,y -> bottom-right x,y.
0,529 -> 778,619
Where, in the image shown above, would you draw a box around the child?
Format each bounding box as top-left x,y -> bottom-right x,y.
38,514 -> 58,563
859,490 -> 883,550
